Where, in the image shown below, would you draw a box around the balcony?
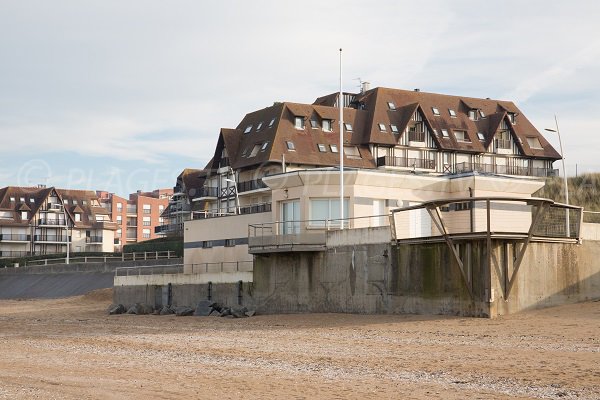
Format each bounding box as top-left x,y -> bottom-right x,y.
0,233 -> 30,242
155,223 -> 183,235
192,202 -> 272,220
194,186 -> 219,200
495,138 -> 512,149
38,218 -> 67,226
0,250 -> 31,259
455,162 -> 559,178
377,156 -> 435,170
34,235 -> 69,243
86,236 -> 103,244
237,179 -> 268,193
408,130 -> 425,142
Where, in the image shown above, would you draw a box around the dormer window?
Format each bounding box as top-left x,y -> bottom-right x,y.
21,211 -> 28,220
507,112 -> 516,124
378,123 -> 386,132
344,123 -> 353,131
9,197 -> 15,202
454,130 -> 470,142
468,110 -> 479,121
244,125 -> 252,134
527,137 -> 543,149
249,144 -> 261,157
269,118 -> 276,127
479,110 -> 486,118
477,132 -> 485,141
441,129 -> 449,138
294,116 -> 305,129
322,119 -> 332,132
256,122 -> 263,131
75,213 -> 81,222
310,119 -> 318,129
286,141 -> 296,151
449,109 -> 457,118
387,102 -> 396,110
432,107 -> 440,116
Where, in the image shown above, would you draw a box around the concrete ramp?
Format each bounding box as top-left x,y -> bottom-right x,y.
0,273 -> 113,299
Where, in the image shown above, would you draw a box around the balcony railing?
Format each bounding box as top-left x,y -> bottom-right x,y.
194,186 -> 219,199
38,218 -> 67,226
455,162 -> 559,178
377,156 -> 436,170
86,236 -> 103,244
237,179 -> 268,193
495,138 -> 512,149
192,202 -> 272,220
0,233 -> 30,241
34,235 -> 69,243
155,223 -> 184,234
408,131 -> 425,142
0,250 -> 32,259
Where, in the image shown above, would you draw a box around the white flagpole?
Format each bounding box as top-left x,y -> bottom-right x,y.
339,48 -> 344,229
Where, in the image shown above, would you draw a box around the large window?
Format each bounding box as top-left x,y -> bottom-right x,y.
310,198 -> 349,228
281,201 -> 300,234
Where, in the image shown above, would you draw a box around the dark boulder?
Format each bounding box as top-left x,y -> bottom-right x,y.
159,305 -> 175,315
175,306 -> 194,316
108,304 -> 126,315
193,300 -> 214,316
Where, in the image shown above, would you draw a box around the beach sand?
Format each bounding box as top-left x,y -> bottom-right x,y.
0,289 -> 598,399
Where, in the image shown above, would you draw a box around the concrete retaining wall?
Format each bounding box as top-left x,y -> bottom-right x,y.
113,240 -> 600,318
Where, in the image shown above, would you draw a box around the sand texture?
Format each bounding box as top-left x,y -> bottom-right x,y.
0,289 -> 598,399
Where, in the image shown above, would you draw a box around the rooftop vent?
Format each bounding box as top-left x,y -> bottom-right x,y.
414,88 -> 420,92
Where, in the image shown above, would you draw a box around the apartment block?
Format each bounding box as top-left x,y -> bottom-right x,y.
98,189 -> 172,250
0,186 -> 116,258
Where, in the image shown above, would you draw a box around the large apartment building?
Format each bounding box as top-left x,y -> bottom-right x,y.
183,85 -> 561,267
0,186 -> 116,258
156,168 -> 207,237
98,189 -> 172,250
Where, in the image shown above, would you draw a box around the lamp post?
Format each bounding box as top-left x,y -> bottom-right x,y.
545,115 -> 569,237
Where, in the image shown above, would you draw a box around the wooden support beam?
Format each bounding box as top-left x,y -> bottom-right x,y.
505,202 -> 549,299
426,206 -> 474,300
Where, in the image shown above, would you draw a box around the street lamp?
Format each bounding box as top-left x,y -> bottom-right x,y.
545,115 -> 570,237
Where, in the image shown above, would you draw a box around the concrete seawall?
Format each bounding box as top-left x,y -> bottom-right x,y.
0,258 -> 182,299
113,238 -> 600,317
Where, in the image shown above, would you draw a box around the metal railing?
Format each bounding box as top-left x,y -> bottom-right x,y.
0,251 -> 31,259
114,261 -> 253,277
408,131 -> 425,142
85,236 -> 103,243
192,202 -> 272,220
0,234 -> 30,241
38,218 -> 67,226
248,214 -> 390,251
495,138 -> 512,149
34,235 -> 69,243
377,156 -> 436,170
389,196 -> 582,242
455,162 -> 558,178
583,210 -> 600,224
23,251 -> 177,266
237,179 -> 268,193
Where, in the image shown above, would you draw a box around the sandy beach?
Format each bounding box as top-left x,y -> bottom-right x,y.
0,290 -> 598,399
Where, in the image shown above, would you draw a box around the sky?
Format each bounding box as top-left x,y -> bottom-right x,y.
0,0 -> 599,195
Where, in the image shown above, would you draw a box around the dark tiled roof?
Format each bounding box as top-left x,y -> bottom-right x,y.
0,186 -> 114,229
